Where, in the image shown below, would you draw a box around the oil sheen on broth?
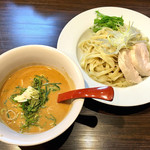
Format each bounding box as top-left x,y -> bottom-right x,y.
0,65 -> 74,133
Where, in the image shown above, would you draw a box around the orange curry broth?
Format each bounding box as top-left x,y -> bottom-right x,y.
0,65 -> 74,133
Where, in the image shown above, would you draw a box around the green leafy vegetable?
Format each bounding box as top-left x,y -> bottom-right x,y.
4,99 -> 8,105
10,86 -> 26,102
45,114 -> 57,126
44,83 -> 61,91
16,86 -> 27,93
6,111 -> 10,118
93,11 -> 124,32
9,75 -> 61,132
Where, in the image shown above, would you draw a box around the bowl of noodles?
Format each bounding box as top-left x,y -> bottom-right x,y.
0,45 -> 85,146
57,6 -> 150,106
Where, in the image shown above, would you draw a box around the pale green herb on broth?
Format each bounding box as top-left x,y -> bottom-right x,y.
4,99 -> 8,105
9,75 -> 61,132
45,114 -> 57,126
6,112 -> 10,118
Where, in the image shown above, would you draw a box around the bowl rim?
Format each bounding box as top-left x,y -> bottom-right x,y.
0,45 -> 85,146
57,6 -> 150,107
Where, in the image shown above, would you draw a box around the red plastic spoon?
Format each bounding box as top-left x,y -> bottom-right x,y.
57,86 -> 114,103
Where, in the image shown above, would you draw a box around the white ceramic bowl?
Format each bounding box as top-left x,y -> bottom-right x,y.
0,45 -> 85,146
57,7 -> 150,107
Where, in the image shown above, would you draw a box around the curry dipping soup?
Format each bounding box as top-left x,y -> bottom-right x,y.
0,65 -> 75,134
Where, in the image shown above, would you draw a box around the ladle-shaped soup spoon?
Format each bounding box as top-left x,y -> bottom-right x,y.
57,86 -> 114,103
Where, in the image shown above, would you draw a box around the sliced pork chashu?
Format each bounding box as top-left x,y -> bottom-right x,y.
118,49 -> 142,83
129,43 -> 150,76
